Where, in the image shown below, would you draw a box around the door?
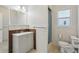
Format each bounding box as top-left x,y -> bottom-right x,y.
48,8 -> 52,44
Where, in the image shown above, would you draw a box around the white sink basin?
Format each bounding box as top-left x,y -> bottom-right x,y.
13,32 -> 33,36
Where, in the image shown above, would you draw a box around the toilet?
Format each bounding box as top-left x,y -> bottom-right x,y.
58,34 -> 75,53
59,41 -> 75,53
71,36 -> 79,53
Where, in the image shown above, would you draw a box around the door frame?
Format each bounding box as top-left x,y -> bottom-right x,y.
48,7 -> 52,44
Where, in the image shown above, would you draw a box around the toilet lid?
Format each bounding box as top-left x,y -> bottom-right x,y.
59,41 -> 72,47
63,46 -> 74,53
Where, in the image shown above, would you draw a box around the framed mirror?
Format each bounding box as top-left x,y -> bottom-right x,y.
9,9 -> 27,26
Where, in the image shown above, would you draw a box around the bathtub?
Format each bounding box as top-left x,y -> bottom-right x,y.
13,32 -> 34,53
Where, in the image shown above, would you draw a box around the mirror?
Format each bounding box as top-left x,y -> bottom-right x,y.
10,9 -> 27,26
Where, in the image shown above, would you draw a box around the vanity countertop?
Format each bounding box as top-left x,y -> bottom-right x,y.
13,32 -> 33,36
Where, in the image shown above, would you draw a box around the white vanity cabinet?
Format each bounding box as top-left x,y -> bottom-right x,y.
13,32 -> 34,53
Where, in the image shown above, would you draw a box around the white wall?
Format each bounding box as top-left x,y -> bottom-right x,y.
28,5 -> 48,52
51,5 -> 78,44
0,6 -> 9,41
78,6 -> 79,37
0,13 -> 3,42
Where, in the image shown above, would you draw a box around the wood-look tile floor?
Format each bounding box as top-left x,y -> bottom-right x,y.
48,42 -> 60,53
29,42 -> 60,53
30,42 -> 60,53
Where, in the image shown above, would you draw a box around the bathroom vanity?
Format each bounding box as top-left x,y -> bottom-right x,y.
9,29 -> 36,53
13,32 -> 34,53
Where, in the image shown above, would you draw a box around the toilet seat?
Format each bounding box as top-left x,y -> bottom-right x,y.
59,41 -> 75,53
